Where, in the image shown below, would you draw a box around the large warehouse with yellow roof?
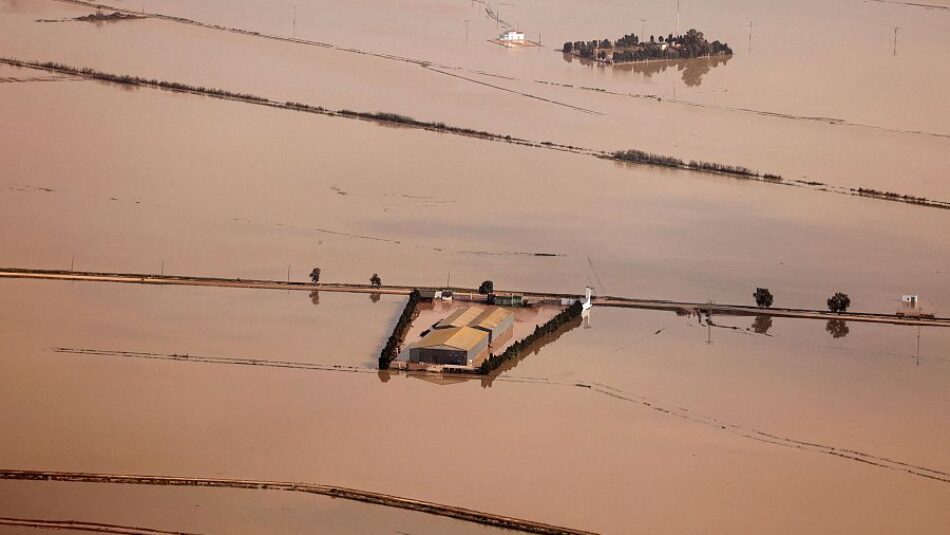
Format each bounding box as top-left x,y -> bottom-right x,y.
409,305 -> 515,366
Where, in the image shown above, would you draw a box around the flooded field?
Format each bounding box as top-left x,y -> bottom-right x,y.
2,0 -> 949,532
0,69 -> 947,314
1,0 -> 947,198
0,479 -> 517,535
1,279 -> 949,533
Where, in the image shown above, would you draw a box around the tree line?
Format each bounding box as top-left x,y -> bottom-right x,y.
478,302 -> 583,375
379,289 -> 421,370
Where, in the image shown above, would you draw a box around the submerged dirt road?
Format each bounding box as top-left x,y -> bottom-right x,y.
0,469 -> 596,535
1,268 -> 946,328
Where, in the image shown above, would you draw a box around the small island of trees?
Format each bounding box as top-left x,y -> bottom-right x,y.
563,29 -> 732,64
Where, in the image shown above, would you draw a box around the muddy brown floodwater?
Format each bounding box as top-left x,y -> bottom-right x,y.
2,0 -> 949,532
0,69 -> 947,314
1,279 -> 949,534
1,0 -> 947,198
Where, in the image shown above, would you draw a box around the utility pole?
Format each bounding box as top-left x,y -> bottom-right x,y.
748,20 -> 753,53
893,26 -> 899,56
287,264 -> 291,283
464,19 -> 470,41
640,18 -> 647,39
70,254 -> 74,272
676,0 -> 681,36
916,325 -> 921,366
293,5 -> 297,38
161,257 -> 164,276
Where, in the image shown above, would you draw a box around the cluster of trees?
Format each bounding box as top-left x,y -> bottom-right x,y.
370,273 -> 382,287
610,149 -> 785,183
611,149 -> 686,168
336,110 -> 513,142
688,159 -> 757,177
379,289 -> 421,370
563,29 -> 733,63
479,302 -> 583,375
753,287 -> 851,313
76,11 -> 142,22
852,187 -> 942,208
478,280 -> 494,294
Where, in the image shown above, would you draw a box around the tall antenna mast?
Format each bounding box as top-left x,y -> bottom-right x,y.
893,26 -> 899,56
676,0 -> 680,35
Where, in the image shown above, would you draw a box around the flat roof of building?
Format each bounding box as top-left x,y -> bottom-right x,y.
436,306 -> 486,329
415,326 -> 488,351
471,307 -> 514,330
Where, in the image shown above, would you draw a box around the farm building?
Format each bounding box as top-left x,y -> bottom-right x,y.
500,30 -> 525,41
470,307 -> 515,343
409,326 -> 489,366
436,306 -> 486,329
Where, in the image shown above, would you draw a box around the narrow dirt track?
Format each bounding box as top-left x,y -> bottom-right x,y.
1,268 -> 947,328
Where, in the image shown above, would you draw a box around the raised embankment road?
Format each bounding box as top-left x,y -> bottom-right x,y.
0,469 -> 596,535
1,268 -> 946,328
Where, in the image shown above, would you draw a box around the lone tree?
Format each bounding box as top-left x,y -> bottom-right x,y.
827,292 -> 851,314
562,41 -> 573,53
370,273 -> 382,288
753,287 -> 774,308
478,280 -> 494,295
309,267 -> 321,284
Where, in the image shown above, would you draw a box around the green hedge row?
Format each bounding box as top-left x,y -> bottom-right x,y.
378,289 -> 421,370
479,301 -> 583,375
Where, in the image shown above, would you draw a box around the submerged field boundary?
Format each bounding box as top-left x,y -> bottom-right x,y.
2,56 -> 948,212
45,345 -> 950,487
0,516 -> 204,535
0,469 -> 597,535
2,268 -> 947,328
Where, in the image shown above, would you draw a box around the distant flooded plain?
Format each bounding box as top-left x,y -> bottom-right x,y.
1,0 -> 948,198
2,1 -> 950,533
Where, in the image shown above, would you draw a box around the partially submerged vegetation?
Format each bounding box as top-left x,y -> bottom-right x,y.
610,149 -> 780,181
76,11 -> 143,22
479,302 -> 583,375
379,289 -> 420,370
564,29 -> 732,64
3,57 -> 947,211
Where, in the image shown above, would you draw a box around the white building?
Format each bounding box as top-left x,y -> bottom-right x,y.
500,30 -> 525,41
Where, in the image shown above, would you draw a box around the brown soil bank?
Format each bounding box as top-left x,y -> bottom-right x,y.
0,469 -> 597,535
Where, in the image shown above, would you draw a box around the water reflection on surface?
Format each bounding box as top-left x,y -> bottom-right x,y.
826,319 -> 850,338
751,315 -> 773,335
561,53 -> 733,86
